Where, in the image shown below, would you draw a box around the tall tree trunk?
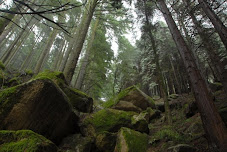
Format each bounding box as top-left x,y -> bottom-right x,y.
1,16 -> 35,63
0,11 -> 23,44
19,32 -> 42,71
5,29 -> 31,67
75,18 -> 100,89
34,29 -> 58,73
57,42 -> 67,71
63,0 -> 98,83
197,0 -> 227,49
0,30 -> 14,57
158,0 -> 227,150
52,40 -> 66,71
0,7 -> 18,35
166,71 -> 174,95
169,55 -> 181,94
189,10 -> 227,94
144,0 -> 172,124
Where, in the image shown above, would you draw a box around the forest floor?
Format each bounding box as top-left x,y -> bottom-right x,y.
147,92 -> 227,152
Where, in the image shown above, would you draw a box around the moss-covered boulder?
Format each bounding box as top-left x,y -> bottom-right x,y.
114,127 -> 149,152
81,109 -> 137,137
131,112 -> 149,133
95,131 -> 117,152
63,87 -> 93,113
33,70 -> 67,85
112,100 -> 142,113
146,108 -> 161,121
103,86 -> 155,110
34,71 -> 93,113
0,79 -> 79,144
59,134 -> 93,152
0,130 -> 58,152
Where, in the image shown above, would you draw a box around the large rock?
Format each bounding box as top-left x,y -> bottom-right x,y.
0,130 -> 58,152
81,109 -> 137,137
0,79 -> 79,144
59,134 -> 93,152
146,108 -> 161,121
131,112 -> 149,133
112,100 -> 142,113
34,71 -> 93,113
103,86 -> 155,110
95,132 -> 117,152
114,127 -> 149,152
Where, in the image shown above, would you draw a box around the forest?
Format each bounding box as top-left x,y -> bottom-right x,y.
0,0 -> 226,152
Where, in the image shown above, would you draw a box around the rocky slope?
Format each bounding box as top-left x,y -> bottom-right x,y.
0,69 -> 226,152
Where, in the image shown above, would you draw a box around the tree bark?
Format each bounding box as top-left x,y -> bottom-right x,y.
189,10 -> 227,94
63,0 -> 98,83
197,0 -> 227,49
158,0 -> 227,150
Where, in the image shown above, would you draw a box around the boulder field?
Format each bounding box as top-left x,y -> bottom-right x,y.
0,70 -> 226,152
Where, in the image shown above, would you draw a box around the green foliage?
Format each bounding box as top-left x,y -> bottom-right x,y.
0,130 -> 57,152
0,61 -> 5,70
81,23 -> 114,99
150,126 -> 183,144
25,70 -> 33,75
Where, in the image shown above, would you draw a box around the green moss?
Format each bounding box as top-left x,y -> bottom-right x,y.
84,109 -> 136,134
0,86 -> 19,123
102,86 -> 137,108
0,130 -> 57,152
33,70 -> 66,86
8,77 -> 21,85
120,127 -> 148,152
150,126 -> 183,144
0,61 -> 5,70
71,88 -> 89,98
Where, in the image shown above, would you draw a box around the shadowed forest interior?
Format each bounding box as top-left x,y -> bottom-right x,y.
0,0 -> 227,152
